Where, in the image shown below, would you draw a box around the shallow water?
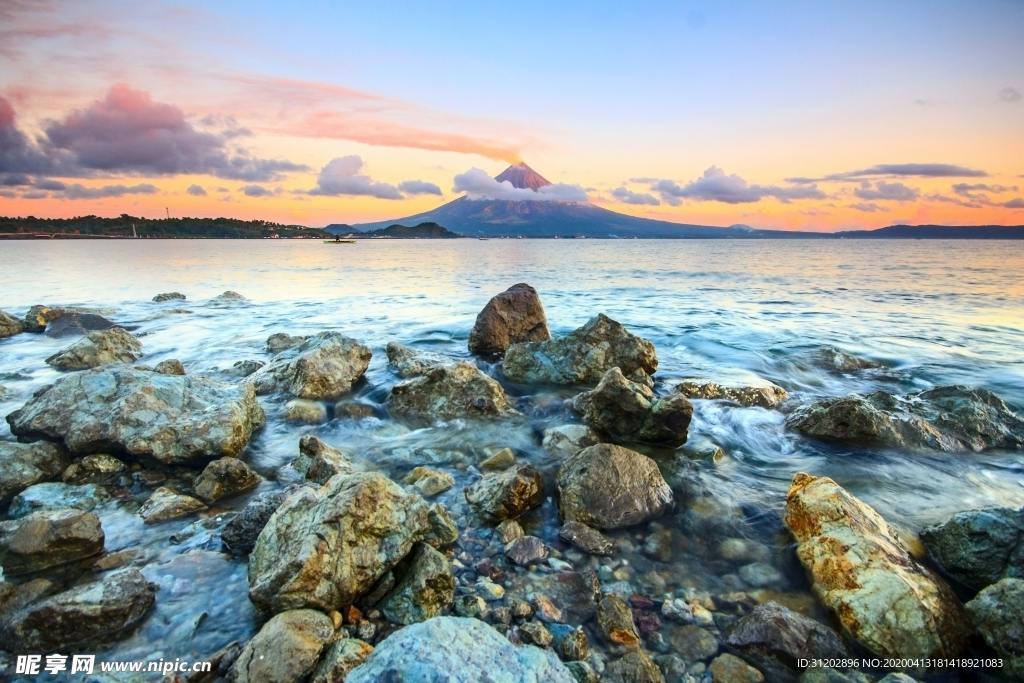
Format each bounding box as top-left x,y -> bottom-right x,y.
1,239 -> 1023,675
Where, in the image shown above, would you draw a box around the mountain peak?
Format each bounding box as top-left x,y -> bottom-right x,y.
495,162 -> 552,190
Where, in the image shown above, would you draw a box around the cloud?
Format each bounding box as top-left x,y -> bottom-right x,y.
1003,198 -> 1024,209
34,178 -> 66,190
647,167 -> 826,205
853,181 -> 919,202
952,182 -> 1017,197
309,156 -> 402,199
398,179 -> 442,196
850,202 -> 884,212
187,183 -> 207,196
242,184 -> 273,197
452,168 -> 589,202
0,95 -> 63,175
789,163 -> 988,183
611,187 -> 660,205
62,183 -> 158,199
999,87 -> 1022,103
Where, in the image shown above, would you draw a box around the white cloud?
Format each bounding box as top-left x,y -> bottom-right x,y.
452,168 -> 588,202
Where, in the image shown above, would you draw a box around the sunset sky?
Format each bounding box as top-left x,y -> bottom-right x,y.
1,0 -> 1022,231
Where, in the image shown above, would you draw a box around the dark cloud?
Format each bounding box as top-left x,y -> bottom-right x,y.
187,184 -> 207,196
1,172 -> 32,186
999,87 -> 1022,103
854,181 -> 919,202
952,182 -> 1017,197
648,167 -> 826,205
1003,198 -> 1024,209
789,163 -> 988,183
34,178 -> 66,190
611,187 -> 660,205
452,168 -> 588,202
310,156 -> 402,199
0,95 -> 65,175
62,183 -> 158,199
397,179 -> 442,196
242,184 -> 273,197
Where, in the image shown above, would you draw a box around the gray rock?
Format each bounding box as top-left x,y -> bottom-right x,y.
23,306 -> 117,338
221,488 -> 292,554
138,487 -> 206,524
738,561 -> 784,588
814,346 -> 881,372
469,283 -> 550,357
709,653 -> 764,683
965,577 -> 1024,680
293,435 -> 355,484
193,457 -> 262,503
668,624 -> 718,661
152,292 -> 186,302
266,332 -> 310,353
542,424 -> 600,458
559,521 -> 614,556
0,508 -> 104,575
674,380 -> 787,409
464,464 -> 544,520
61,453 -> 126,484
920,507 -> 1024,591
228,609 -> 335,683
8,481 -> 109,518
0,441 -> 69,508
227,359 -> 264,377
310,638 -> 374,683
0,309 -> 25,338
380,543 -> 455,625
386,341 -> 451,378
506,536 -> 549,566
46,327 -> 142,370
388,361 -> 515,420
250,331 -> 372,399
7,366 -> 265,465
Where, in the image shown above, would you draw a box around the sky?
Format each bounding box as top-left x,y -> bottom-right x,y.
0,0 -> 1022,231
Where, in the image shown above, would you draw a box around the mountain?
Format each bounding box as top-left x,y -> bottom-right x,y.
835,224 -> 1024,239
331,222 -> 461,239
494,162 -> 552,190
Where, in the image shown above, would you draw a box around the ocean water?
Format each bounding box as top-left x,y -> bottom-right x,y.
1,238 -> 1023,670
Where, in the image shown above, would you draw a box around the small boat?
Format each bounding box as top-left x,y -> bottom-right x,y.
323,238 -> 357,244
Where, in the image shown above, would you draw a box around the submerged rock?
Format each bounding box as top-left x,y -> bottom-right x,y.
605,650 -> 665,683
506,535 -> 549,566
920,507 -> 1024,592
674,379 -> 788,409
557,443 -> 673,530
7,366 -> 265,465
386,341 -> 451,378
152,292 -> 186,302
503,314 -> 658,386
266,332 -> 309,353
0,441 -> 69,508
0,508 -> 104,575
293,435 -> 355,484
559,521 -> 614,556
787,386 -> 1024,452
346,616 -> 575,683
61,453 -> 126,485
153,358 -> 186,375
282,398 -> 328,423
388,361 -> 514,420
193,457 -> 262,503
26,307 -> 117,338
709,653 -> 764,683
571,367 -> 691,447
464,464 -> 544,520
212,290 -> 247,302
480,447 -> 517,471
784,472 -> 969,658
379,543 -> 455,625
250,331 -> 372,399
8,481 -> 109,517
248,472 -> 456,612
228,608 -> 335,683
0,309 -> 25,338
814,346 -> 881,372
221,488 -> 293,555
469,283 -> 551,357
227,359 -> 264,377
403,466 -> 455,497
139,487 -> 207,524
542,424 -> 600,458
965,577 -> 1024,680
46,327 -> 142,370
310,638 -> 374,683
596,594 -> 640,647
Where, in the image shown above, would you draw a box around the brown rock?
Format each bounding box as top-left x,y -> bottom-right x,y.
0,508 -> 104,575
193,457 -> 262,503
464,464 -> 544,521
469,283 -> 550,357
709,653 -> 764,683
596,594 -> 640,648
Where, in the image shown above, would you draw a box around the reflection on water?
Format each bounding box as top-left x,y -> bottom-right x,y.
1,239 -> 1023,666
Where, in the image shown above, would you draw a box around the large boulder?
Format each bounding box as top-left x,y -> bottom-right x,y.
468,283 -> 550,357
503,314 -> 658,386
193,457 -> 262,503
386,341 -> 451,378
293,435 -> 355,484
464,464 -> 544,521
0,441 -> 70,508
674,380 -> 787,409
250,331 -> 372,399
784,473 -> 969,658
45,327 -> 142,370
387,362 -> 514,420
571,367 -> 691,447
965,578 -> 1024,680
920,507 -> 1024,592
0,508 -> 104,575
557,444 -> 673,530
1,568 -> 155,651
22,306 -> 116,337
248,472 -> 457,612
379,543 -> 456,625
787,386 -> 1024,452
228,608 -> 335,683
347,616 -> 575,682
7,366 -> 265,465
0,309 -> 25,338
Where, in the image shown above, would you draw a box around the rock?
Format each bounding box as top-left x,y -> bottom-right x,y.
22,304 -> 59,333
380,543 -> 455,625
7,366 -> 265,465
154,358 -> 185,375
250,331 -> 372,399
566,661 -> 600,683
334,400 -> 376,420
282,398 -> 328,423
8,481 -> 109,517
404,466 -> 455,497
61,453 -> 126,484
222,488 -> 291,554
45,327 -> 142,370
153,292 -> 186,302
476,577 -> 506,601
550,624 -> 589,661
0,309 -> 25,337
503,314 -> 658,386
709,653 -> 764,683
249,472 -> 457,612
784,472 -> 969,658
310,638 -> 374,683
228,359 -> 265,377
480,447 -> 516,471
597,594 -> 641,647
0,441 -> 69,508
23,306 -> 116,338
0,508 -> 104,575
193,457 -> 262,503
293,435 -> 355,484
571,367 -> 691,447
519,620 -> 554,647
605,650 -> 666,683
497,519 -> 525,544
138,487 -> 207,524
388,361 -> 514,420
724,602 -> 849,681
1,568 -> 155,651
674,380 -> 787,409
559,521 -> 614,556
557,444 -> 673,530
266,332 -> 310,353
739,562 -> 784,588
347,616 -> 575,682
920,507 -> 1024,591
668,624 -> 718,661
213,290 -> 247,301
787,386 -> 1024,452
228,608 -> 334,683
469,283 -> 550,357
542,424 -> 600,458
506,536 -> 549,566
965,578 -> 1024,680
814,346 -> 881,372
386,341 -> 451,378
464,464 -> 544,520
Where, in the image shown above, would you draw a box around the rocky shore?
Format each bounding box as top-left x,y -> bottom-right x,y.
1,284 -> 1023,682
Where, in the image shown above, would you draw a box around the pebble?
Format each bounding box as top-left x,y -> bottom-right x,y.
506,536 -> 549,566
496,519 -> 524,544
518,621 -> 553,648
531,594 -> 564,623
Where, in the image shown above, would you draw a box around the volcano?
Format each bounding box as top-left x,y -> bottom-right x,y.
494,162 -> 552,190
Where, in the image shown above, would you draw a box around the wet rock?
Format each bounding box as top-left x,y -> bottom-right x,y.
476,577 -> 506,601
920,507 -> 1024,591
347,616 -> 575,682
8,481 -> 109,517
386,341 -> 451,378
469,283 -> 550,357
45,327 -> 142,370
380,543 -> 455,625
1,568 -> 155,651
23,304 -> 60,333
152,292 -> 186,302
7,366 -> 265,465
404,466 -> 455,497
739,561 -> 784,588
814,346 -> 881,372
464,464 -> 544,520
784,472 -> 969,658
227,359 -> 264,377
965,578 -> 1024,680
724,602 -> 849,681
250,331 -> 372,399
668,624 -> 719,661
0,441 -> 69,508
213,290 -> 247,301
138,487 -> 207,524
0,309 -> 25,337
454,594 -> 488,619
334,400 -> 376,420
480,447 -> 516,471
388,361 -> 514,420
550,623 -> 589,661
310,638 -> 374,683
597,594 -> 641,647
675,380 -> 787,409
605,650 -> 666,683
282,398 -> 328,423
519,620 -> 554,647
227,608 -> 335,683
248,471 -> 456,612
497,518 -> 525,543
221,488 -> 291,554
571,367 -> 692,447
0,508 -> 104,575
293,435 -> 355,484
542,424 -> 600,458
559,521 -> 614,556
557,443 -> 673,530
787,386 -> 1024,452
193,457 -> 262,503
566,661 -> 600,683
799,670 -> 873,683
710,653 -> 764,683
266,332 -> 309,353
506,535 -> 549,566
25,307 -> 117,338
154,358 -> 186,375
61,453 -> 126,484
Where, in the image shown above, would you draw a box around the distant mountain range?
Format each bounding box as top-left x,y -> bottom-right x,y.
330,222 -> 460,239
326,162 -> 1024,239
